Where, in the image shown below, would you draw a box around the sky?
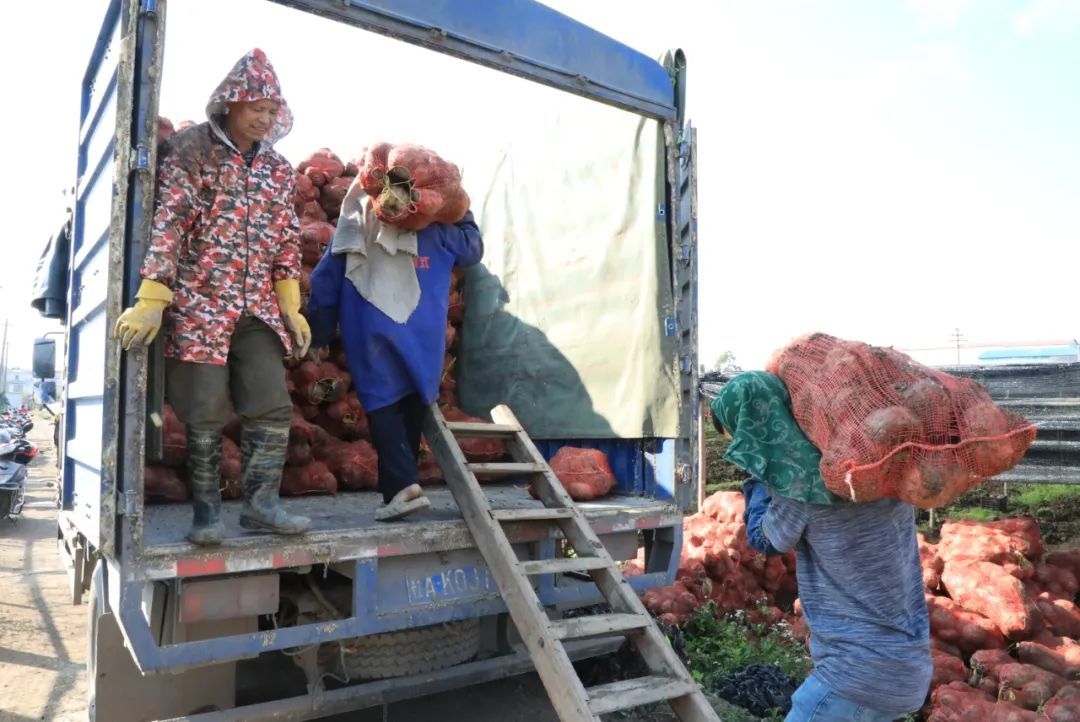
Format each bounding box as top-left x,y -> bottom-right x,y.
1,0 -> 1078,376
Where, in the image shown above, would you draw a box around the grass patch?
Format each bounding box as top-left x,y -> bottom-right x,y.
704,423 -> 745,488
1011,484 -> 1080,509
682,603 -> 811,693
947,507 -> 1000,522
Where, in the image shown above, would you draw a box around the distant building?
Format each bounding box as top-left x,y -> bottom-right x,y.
977,342 -> 1080,366
4,368 -> 34,408
902,339 -> 1080,368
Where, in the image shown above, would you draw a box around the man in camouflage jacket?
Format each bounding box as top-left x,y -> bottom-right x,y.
115,49 -> 311,545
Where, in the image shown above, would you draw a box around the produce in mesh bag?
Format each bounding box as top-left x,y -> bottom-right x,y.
291,361 -> 346,405
1017,633 -> 1080,679
318,439 -> 378,491
300,222 -> 334,266
448,289 -> 465,324
931,650 -> 969,688
442,408 -> 505,462
318,394 -> 369,441
971,648 -> 1016,693
1043,685 -> 1080,722
144,466 -> 188,502
998,662 -> 1069,710
926,594 -> 1006,654
220,436 -> 242,499
1032,562 -> 1080,601
919,533 -> 945,591
1045,549 -> 1080,579
298,148 -> 345,186
1036,594 -> 1080,639
295,173 -> 319,202
931,636 -> 963,660
927,682 -> 1040,722
160,404 -> 187,467
941,561 -> 1042,640
766,333 -> 1036,507
701,491 -> 745,524
319,176 -> 351,218
545,447 -> 616,501
640,582 -> 698,625
298,199 -> 328,224
938,517 -> 1043,565
281,460 -> 338,496
357,143 -> 470,231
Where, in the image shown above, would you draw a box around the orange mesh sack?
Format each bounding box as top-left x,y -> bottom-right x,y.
766,333 -> 1036,508
357,143 -> 470,232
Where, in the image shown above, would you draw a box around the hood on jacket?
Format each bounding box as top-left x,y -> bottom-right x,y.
206,48 -> 293,148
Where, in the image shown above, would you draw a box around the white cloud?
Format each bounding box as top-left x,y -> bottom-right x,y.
1014,0 -> 1080,35
905,0 -> 970,29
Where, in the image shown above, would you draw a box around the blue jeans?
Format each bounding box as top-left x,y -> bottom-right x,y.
786,675 -> 898,722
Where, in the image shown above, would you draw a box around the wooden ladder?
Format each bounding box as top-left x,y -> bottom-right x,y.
423,403 -> 719,722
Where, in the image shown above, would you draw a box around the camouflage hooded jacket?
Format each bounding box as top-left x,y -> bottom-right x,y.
142,49 -> 301,364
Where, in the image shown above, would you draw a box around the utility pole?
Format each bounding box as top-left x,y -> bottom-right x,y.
950,327 -> 965,365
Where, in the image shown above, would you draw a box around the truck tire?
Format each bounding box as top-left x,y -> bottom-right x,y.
324,618 -> 482,680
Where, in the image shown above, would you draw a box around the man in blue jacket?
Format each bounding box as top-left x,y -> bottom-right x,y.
307,177 -> 483,520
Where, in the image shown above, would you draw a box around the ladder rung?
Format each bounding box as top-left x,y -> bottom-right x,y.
445,421 -> 521,437
586,675 -> 699,715
550,613 -> 650,640
468,462 -> 548,479
491,508 -> 576,522
520,556 -> 607,575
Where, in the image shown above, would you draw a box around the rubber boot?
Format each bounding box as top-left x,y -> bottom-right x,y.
186,431 -> 226,546
238,421 -> 311,535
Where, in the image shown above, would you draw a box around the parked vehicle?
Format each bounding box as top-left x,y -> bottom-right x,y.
48,1 -> 698,720
0,430 -> 37,522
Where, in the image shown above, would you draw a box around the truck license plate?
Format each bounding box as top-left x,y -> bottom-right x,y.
405,565 -> 497,606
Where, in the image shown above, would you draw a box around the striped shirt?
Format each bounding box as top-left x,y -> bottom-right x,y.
761,494 -> 932,716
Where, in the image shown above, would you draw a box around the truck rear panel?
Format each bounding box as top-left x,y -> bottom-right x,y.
64,0 -> 698,685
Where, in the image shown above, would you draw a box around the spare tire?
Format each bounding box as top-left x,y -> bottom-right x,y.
320,618 -> 481,680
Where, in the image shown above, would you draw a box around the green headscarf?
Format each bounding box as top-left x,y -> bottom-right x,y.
710,371 -> 845,505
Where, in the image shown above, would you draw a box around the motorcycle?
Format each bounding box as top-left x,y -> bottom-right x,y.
0,432 -> 35,522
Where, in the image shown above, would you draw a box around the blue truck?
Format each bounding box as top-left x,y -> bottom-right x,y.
47,1 -> 700,719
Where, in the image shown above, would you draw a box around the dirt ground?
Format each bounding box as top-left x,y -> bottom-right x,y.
0,422 -> 86,722
0,422 -> 713,722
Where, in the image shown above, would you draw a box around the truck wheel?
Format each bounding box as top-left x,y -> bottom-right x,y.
322,618 -> 482,680
87,564 -> 240,721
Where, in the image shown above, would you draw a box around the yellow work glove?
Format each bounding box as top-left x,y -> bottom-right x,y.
114,279 -> 173,351
275,279 -> 312,358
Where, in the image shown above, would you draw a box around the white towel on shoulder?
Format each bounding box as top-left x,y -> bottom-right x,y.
331,176 -> 420,324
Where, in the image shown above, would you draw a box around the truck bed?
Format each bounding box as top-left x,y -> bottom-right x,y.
138,483 -> 678,571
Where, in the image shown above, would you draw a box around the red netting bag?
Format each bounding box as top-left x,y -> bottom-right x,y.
539,447 -> 617,501
766,333 -> 1036,508
357,143 -> 470,232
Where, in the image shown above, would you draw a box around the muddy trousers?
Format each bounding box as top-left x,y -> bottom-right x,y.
165,317 -> 307,544
366,393 -> 426,504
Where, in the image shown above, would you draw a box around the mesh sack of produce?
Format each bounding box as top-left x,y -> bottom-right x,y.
549,447 -> 616,501
144,466 -> 189,502
766,333 -> 1036,508
442,407 -> 505,462
357,142 -> 470,232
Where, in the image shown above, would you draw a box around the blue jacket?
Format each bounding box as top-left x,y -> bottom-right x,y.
307,212 -> 483,411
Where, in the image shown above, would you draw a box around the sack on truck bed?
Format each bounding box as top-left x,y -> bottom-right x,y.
766,333 -> 1036,508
